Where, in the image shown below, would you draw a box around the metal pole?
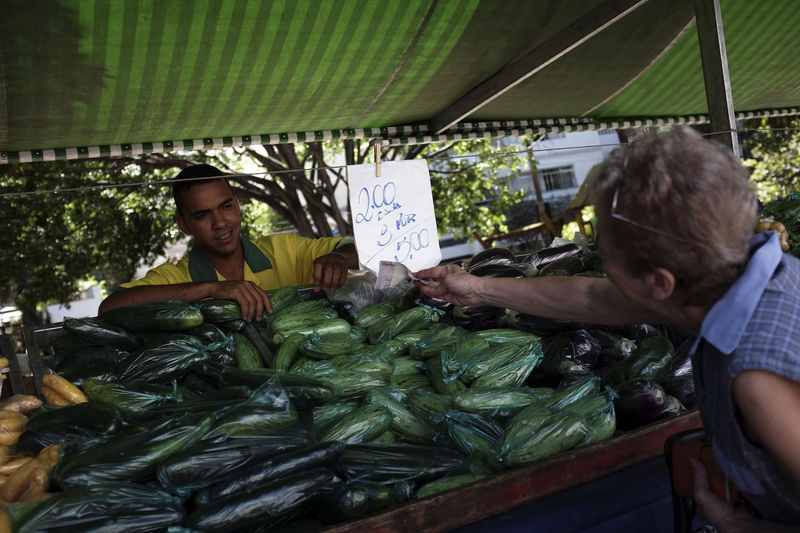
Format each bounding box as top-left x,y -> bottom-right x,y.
694,0 -> 739,156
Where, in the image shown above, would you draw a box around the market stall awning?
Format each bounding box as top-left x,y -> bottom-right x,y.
2,0 -> 799,163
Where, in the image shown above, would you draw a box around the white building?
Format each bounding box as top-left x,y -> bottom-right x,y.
439,130 -> 620,261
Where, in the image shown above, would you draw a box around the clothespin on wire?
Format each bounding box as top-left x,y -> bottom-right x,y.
373,140 -> 381,177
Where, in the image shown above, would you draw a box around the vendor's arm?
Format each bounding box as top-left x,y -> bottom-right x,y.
415,264 -> 662,326
313,242 -> 359,292
98,280 -> 272,321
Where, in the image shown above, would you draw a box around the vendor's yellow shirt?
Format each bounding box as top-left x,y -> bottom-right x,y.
122,233 -> 343,291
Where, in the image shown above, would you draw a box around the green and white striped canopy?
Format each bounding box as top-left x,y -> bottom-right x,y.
2,0 -> 799,163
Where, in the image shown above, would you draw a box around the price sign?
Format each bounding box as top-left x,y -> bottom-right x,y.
348,159 -> 441,274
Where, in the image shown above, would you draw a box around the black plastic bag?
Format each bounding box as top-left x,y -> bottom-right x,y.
115,333 -> 210,384
52,412 -> 214,488
6,483 -> 184,532
538,329 -> 601,379
184,467 -> 340,532
194,442 -> 345,506
10,402 -> 121,455
157,430 -> 314,497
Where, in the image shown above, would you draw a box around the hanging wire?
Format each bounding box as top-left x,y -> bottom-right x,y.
1,125 -> 797,199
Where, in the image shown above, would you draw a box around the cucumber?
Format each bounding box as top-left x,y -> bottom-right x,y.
99,298 -> 204,332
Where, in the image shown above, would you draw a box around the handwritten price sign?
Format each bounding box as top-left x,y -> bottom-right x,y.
348,159 -> 441,274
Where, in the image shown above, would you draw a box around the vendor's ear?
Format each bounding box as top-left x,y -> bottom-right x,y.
176,213 -> 193,236
642,267 -> 675,301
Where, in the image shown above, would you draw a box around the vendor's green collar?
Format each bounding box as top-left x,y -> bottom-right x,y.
188,237 -> 272,282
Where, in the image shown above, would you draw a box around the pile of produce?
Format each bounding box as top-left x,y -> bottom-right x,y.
757,191 -> 800,256
0,244 -> 695,531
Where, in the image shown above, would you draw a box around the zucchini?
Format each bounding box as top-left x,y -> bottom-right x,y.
501,412 -> 588,467
444,410 -> 504,470
62,316 -> 140,351
604,336 -> 674,387
114,333 -> 209,384
193,298 -> 245,330
453,387 -> 545,418
367,306 -> 440,344
185,467 -> 339,532
52,412 -> 214,488
82,379 -> 183,412
274,333 -> 305,371
406,388 -> 452,426
6,483 -> 184,532
156,431 -> 313,496
364,387 -> 437,444
10,402 -> 120,455
99,298 -> 204,332
197,363 -> 335,408
311,400 -> 360,437
470,342 -> 543,388
267,285 -> 301,313
194,442 -> 345,506
353,302 -> 397,329
300,331 -> 355,359
273,317 -> 351,344
335,443 -> 467,485
232,331 -> 263,369
314,481 -> 392,523
317,405 -> 393,444
415,472 -> 486,499
423,355 -> 466,395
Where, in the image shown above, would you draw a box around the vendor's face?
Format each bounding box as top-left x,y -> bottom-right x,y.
176,180 -> 241,258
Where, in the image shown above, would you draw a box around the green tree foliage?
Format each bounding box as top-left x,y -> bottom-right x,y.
1,138 -> 527,324
199,138 -> 528,240
0,160 -> 180,325
742,117 -> 800,202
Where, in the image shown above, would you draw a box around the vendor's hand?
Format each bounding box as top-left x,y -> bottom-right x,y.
414,264 -> 483,307
691,458 -> 762,533
210,280 -> 272,321
313,252 -> 349,292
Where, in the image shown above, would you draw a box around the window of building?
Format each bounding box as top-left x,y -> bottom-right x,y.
545,132 -> 566,140
598,129 -> 617,135
540,166 -> 577,191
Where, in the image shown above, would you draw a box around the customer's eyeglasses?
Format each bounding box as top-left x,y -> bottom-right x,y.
609,155 -> 691,244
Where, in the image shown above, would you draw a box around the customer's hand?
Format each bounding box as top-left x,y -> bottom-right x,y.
414,264 -> 483,307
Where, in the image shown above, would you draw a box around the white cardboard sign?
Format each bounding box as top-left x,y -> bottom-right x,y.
348,159 -> 441,274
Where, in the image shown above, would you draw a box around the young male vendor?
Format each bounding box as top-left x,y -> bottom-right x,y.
99,164 -> 358,321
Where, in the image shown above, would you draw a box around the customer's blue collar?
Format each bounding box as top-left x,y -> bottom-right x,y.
691,232 -> 782,355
